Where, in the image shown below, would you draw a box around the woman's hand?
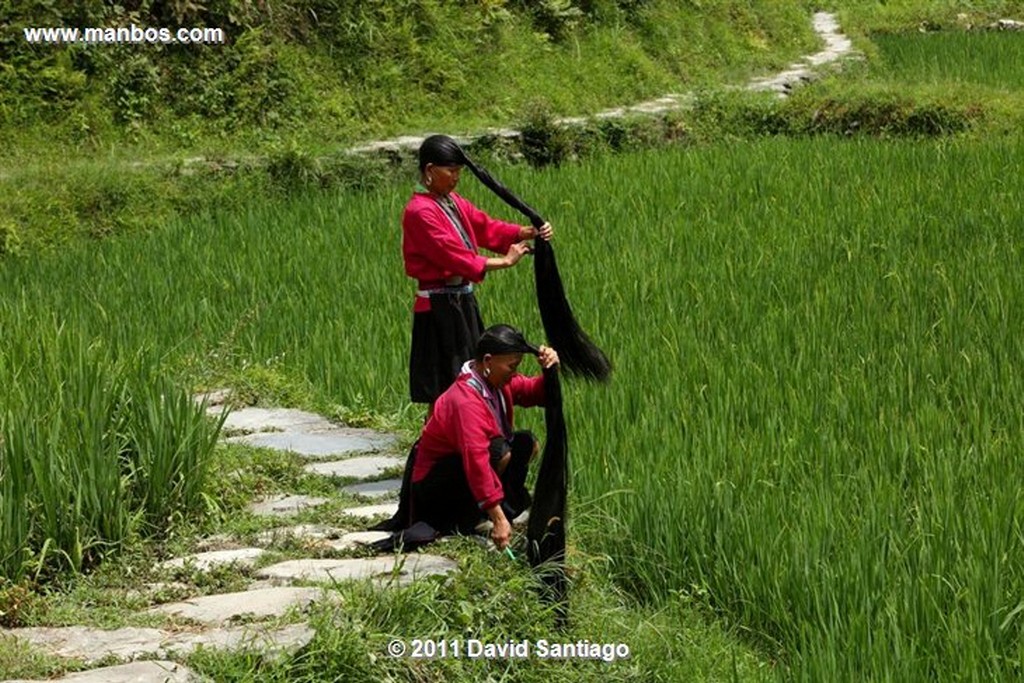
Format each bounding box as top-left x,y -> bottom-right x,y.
520,223 -> 554,241
503,241 -> 532,267
537,345 -> 560,369
488,508 -> 512,549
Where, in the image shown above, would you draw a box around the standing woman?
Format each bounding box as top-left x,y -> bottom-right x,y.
402,135 -> 553,411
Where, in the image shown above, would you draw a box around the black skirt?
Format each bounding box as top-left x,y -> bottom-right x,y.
411,431 -> 536,535
409,290 -> 484,404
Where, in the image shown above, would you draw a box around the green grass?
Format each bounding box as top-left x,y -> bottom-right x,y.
5,135 -> 1024,678
7,11 -> 1024,677
0,437 -> 772,683
0,0 -> 824,256
871,30 -> 1024,90
545,139 -> 1024,680
838,0 -> 1024,34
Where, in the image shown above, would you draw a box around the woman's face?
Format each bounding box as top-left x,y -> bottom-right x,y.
483,352 -> 523,388
424,163 -> 462,196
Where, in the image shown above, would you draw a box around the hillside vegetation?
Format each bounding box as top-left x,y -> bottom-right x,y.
2,0 -> 820,155
4,1 -> 1024,256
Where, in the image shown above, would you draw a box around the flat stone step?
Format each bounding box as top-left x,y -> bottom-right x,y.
256,554 -> 456,586
218,407 -> 336,434
2,660 -> 199,682
147,586 -> 323,625
340,503 -> 399,520
303,457 -> 403,479
227,430 -> 397,459
159,548 -> 265,572
249,494 -> 330,518
254,524 -> 346,546
7,624 -> 314,666
324,531 -> 393,551
341,479 -> 402,498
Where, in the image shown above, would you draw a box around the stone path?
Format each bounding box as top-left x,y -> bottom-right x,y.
0,15 -> 861,680
348,11 -> 857,156
0,393 -> 449,683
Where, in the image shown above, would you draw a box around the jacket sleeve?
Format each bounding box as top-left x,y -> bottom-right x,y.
508,373 -> 546,408
405,203 -> 489,282
451,392 -> 505,510
456,195 -> 523,256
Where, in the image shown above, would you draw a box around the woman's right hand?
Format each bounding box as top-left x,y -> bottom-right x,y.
491,516 -> 512,549
503,241 -> 532,267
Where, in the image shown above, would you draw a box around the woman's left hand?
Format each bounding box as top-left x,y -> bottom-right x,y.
537,345 -> 560,369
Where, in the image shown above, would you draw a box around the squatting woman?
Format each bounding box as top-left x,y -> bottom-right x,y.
409,324 -> 559,550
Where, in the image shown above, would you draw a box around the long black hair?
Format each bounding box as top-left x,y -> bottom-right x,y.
417,135 -> 612,382
476,322 -> 570,626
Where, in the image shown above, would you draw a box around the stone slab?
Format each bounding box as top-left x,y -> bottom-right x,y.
7,624 -> 314,665
194,388 -> 232,408
254,524 -> 345,546
219,407 -> 336,434
248,494 -> 329,518
341,479 -> 402,498
228,431 -> 397,459
339,503 -> 399,520
324,531 -> 393,551
256,555 -> 457,586
5,626 -> 163,663
178,623 -> 314,662
147,586 -> 322,625
303,457 -> 403,479
2,660 -> 198,682
159,548 -> 265,572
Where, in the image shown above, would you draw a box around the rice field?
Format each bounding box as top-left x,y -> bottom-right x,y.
2,133 -> 1024,678
871,29 -> 1024,90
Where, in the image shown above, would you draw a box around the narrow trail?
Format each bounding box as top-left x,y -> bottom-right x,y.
349,11 -> 855,156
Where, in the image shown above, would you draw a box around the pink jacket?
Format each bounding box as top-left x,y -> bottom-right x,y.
413,368 -> 546,510
402,190 -> 522,312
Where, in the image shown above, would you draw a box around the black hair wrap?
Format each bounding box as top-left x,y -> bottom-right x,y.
418,134 -> 469,171
475,324 -> 540,359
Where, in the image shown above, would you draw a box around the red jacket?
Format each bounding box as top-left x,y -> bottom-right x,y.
402,190 -> 523,313
413,365 -> 546,511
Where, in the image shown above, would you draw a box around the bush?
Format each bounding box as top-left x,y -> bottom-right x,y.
518,100 -> 573,167
783,86 -> 975,137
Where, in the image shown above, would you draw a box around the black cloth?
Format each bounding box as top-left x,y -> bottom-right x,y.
409,290 -> 484,404
411,430 -> 536,535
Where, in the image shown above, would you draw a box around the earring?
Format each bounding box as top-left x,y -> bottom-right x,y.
484,367 -> 491,377
426,175 -> 433,185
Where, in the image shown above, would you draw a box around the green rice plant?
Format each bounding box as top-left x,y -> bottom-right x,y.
872,31 -> 1024,91
123,366 -> 226,533
2,135 -> 1024,678
0,327 -> 134,576
0,322 -> 223,582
